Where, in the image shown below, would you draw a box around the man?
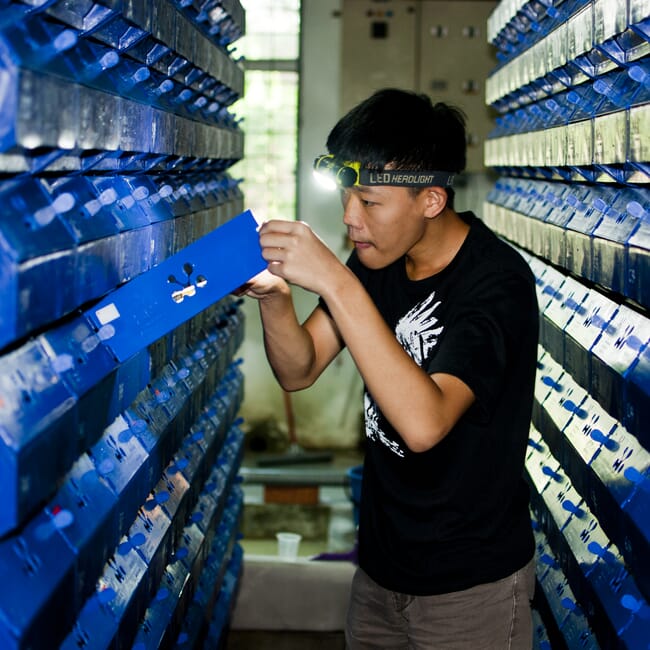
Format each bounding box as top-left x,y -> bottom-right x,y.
241,88 -> 538,649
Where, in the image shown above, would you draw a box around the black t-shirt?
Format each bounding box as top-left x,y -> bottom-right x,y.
326,212 -> 538,595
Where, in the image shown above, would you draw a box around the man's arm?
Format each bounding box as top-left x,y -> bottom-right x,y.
241,270 -> 344,391
322,266 -> 475,452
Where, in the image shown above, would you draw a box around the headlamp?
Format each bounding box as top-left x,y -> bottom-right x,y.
313,154 -> 455,189
313,155 -> 359,188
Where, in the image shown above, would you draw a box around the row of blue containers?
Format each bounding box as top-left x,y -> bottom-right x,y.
485,177 -> 650,308
0,171 -> 243,349
531,347 -> 650,598
487,2 -> 650,648
0,66 -> 243,173
526,415 -> 649,648
491,0 -> 591,62
0,0 -> 246,176
59,430 -> 245,650
0,254 -> 251,649
491,0 -> 648,71
489,62 -> 650,134
201,541 -> 244,649
0,12 -> 242,128
0,292 -> 245,536
170,494 -> 244,650
518,247 -> 649,446
0,0 -> 245,75
487,1 -> 649,113
507,234 -> 650,647
530,515 -> 601,649
0,335 -> 245,649
2,0 -> 245,62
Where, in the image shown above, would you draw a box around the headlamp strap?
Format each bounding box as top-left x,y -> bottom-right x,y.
358,169 -> 455,188
313,154 -> 455,188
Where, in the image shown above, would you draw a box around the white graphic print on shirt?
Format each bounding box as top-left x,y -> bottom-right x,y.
364,293 -> 444,456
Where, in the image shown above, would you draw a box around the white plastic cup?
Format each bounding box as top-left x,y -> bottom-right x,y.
276,532 -> 302,561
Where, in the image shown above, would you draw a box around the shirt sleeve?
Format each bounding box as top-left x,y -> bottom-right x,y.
424,270 -> 538,420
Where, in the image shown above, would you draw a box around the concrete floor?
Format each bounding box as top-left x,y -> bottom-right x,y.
225,630 -> 346,649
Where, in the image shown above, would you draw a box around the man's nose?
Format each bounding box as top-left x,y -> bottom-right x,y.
342,194 -> 363,228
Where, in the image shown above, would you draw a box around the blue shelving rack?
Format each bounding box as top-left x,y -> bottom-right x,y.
484,1 -> 650,647
0,1 -> 248,648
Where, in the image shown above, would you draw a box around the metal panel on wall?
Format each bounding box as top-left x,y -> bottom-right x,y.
340,0 -> 498,172
340,0 -> 418,114
419,1 -> 498,172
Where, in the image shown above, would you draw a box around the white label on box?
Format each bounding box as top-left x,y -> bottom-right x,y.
95,303 -> 121,325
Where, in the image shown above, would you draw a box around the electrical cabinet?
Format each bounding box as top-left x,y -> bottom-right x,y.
419,1 -> 498,172
340,1 -> 418,112
341,0 -> 498,172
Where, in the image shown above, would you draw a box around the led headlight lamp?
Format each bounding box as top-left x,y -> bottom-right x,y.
313,154 -> 455,189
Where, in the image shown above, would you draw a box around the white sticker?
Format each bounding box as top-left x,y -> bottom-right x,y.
95,303 -> 120,325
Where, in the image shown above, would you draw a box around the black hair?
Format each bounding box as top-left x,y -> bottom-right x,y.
326,88 -> 467,206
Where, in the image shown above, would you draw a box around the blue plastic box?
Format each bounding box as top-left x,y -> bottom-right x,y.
85,209 -> 265,363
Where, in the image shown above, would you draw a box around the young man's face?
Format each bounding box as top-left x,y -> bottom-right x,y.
340,183 -> 429,269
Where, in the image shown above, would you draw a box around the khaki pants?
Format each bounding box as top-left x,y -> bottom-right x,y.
346,559 -> 536,649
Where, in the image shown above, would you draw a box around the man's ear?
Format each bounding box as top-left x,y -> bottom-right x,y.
423,186 -> 448,218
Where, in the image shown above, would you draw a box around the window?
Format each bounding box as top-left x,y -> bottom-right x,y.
232,0 -> 301,222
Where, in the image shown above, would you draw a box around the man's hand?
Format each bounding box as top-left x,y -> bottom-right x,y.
257,220 -> 344,296
232,220 -> 348,392
234,269 -> 289,301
